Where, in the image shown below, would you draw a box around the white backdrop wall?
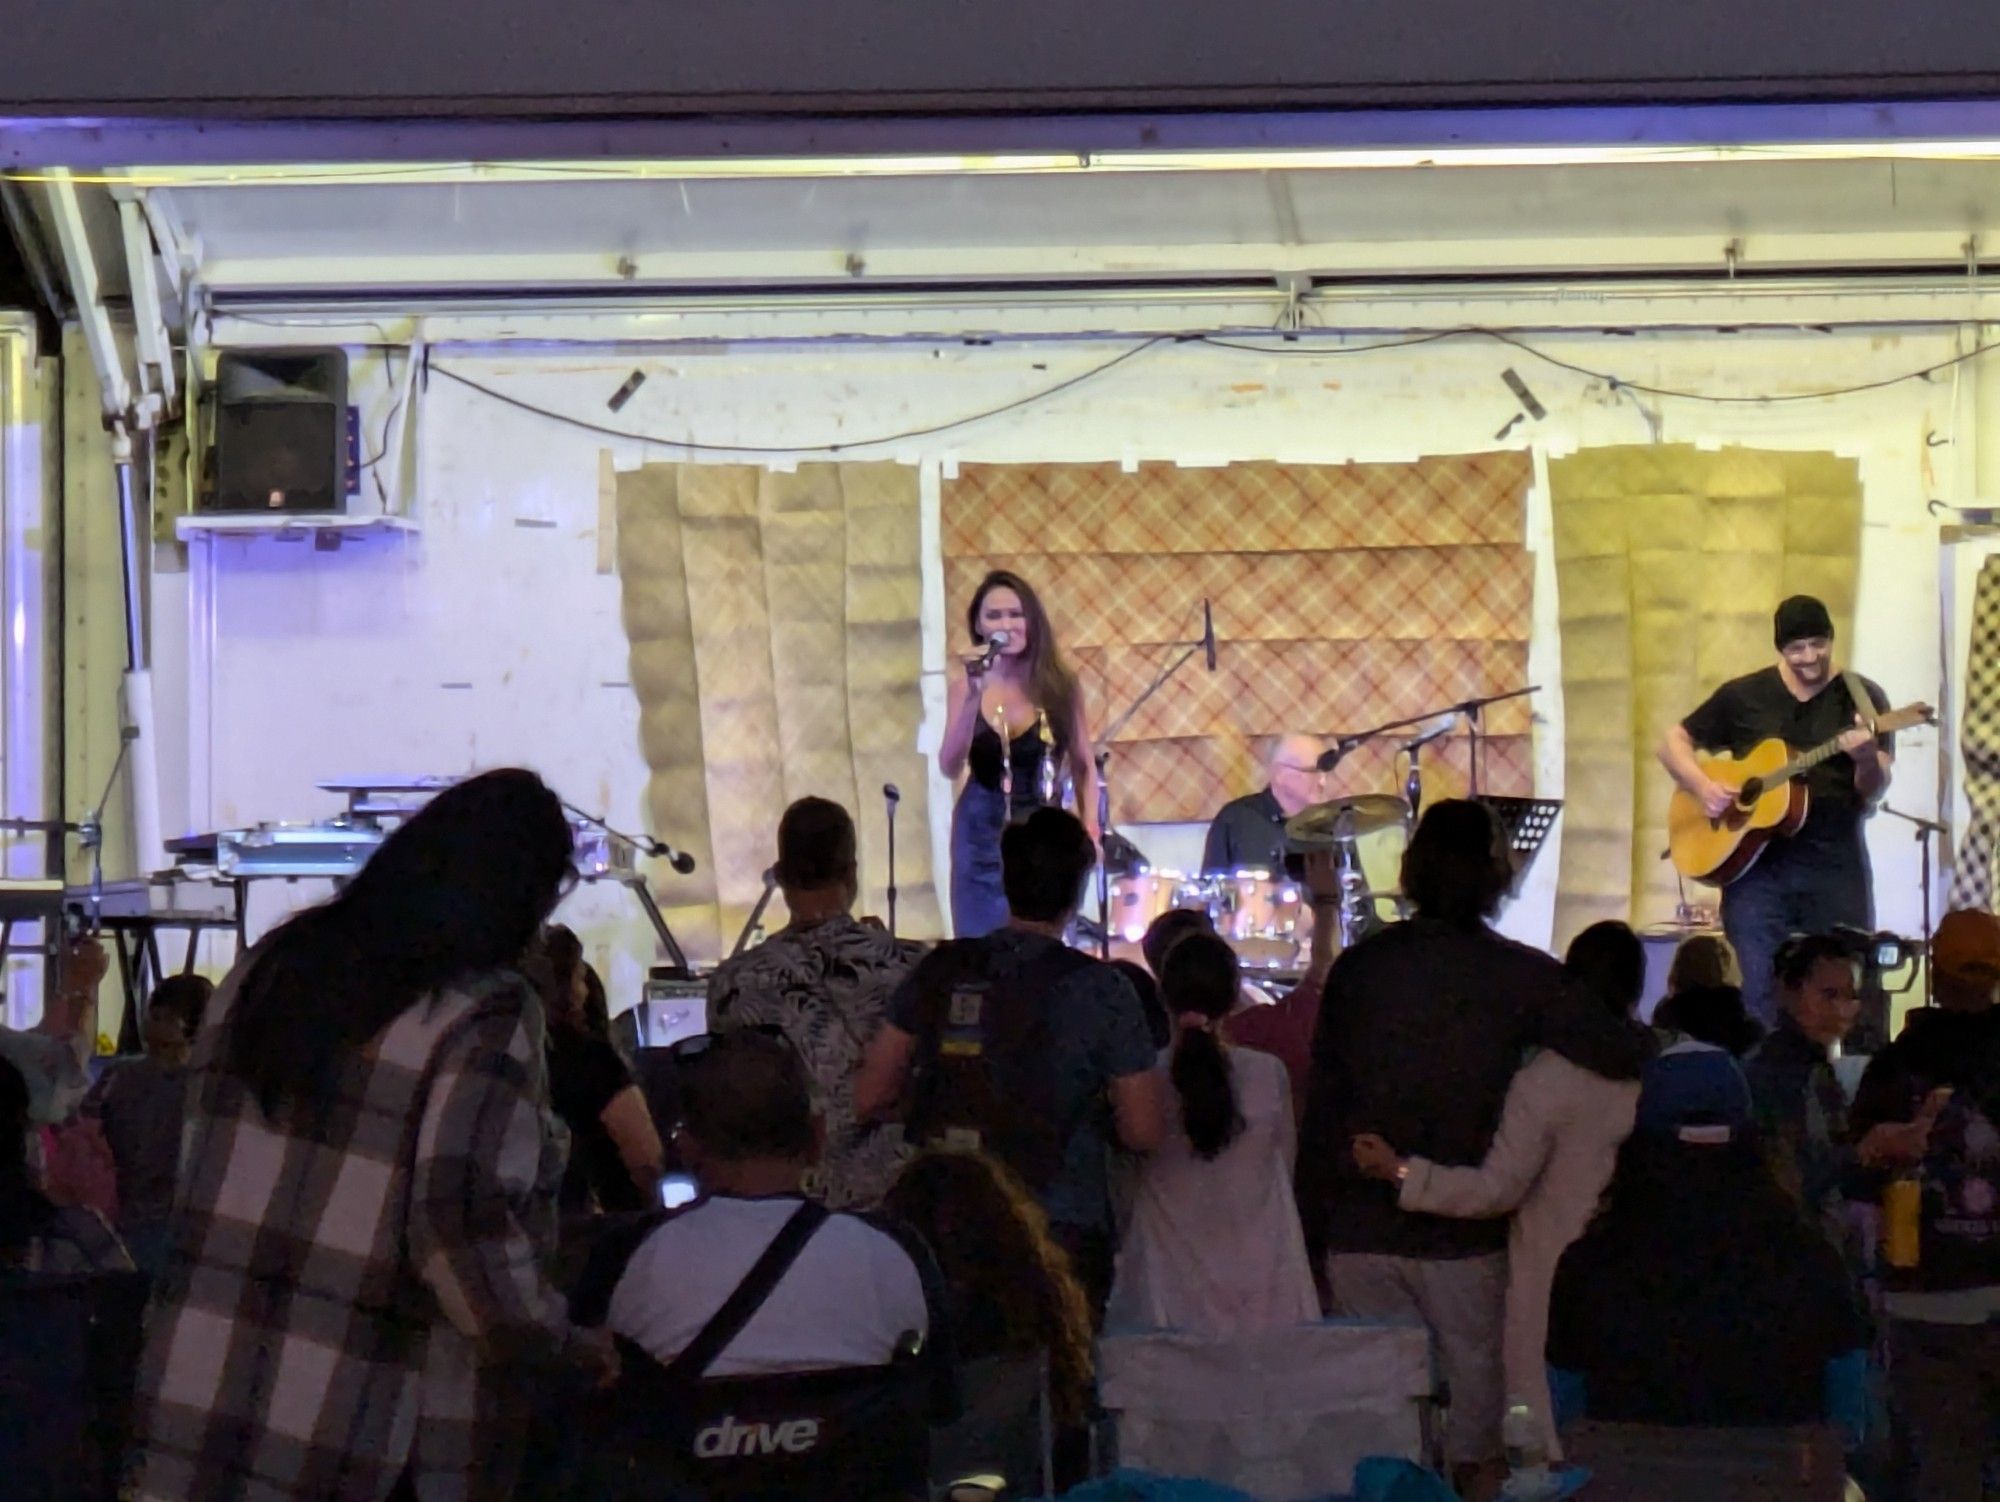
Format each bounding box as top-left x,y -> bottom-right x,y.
157,328 -> 1957,1005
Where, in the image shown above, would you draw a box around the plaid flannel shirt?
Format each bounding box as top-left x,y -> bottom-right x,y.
130,963 -> 575,1502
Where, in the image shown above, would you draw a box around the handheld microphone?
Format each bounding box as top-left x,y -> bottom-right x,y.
1202,599 -> 1217,673
883,783 -> 901,804
973,630 -> 1012,672
1403,713 -> 1459,752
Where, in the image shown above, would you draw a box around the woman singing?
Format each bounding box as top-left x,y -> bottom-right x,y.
941,570 -> 1099,937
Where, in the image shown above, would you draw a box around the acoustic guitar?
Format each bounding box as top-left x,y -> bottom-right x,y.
1667,702 -> 1935,885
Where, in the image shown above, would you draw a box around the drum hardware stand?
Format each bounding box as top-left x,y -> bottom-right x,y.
1403,744 -> 1426,821
1882,804 -> 1948,1008
561,801 -> 697,978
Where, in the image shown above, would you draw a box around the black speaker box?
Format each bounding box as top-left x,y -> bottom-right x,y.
207,349 -> 348,514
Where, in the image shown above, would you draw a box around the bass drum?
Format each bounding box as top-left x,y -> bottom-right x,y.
1209,869 -> 1307,973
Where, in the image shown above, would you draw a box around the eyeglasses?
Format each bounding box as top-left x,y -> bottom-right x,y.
1273,762 -> 1323,776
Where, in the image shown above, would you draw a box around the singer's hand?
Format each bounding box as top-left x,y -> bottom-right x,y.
963,655 -> 989,685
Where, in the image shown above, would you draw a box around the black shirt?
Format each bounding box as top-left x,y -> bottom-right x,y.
1681,666 -> 1893,853
967,716 -> 1067,807
1202,787 -> 1290,874
548,1028 -> 645,1214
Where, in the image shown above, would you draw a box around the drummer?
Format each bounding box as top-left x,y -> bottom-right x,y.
1201,733 -> 1327,874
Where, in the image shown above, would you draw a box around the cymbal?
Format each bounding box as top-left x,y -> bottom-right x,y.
1285,794 -> 1411,846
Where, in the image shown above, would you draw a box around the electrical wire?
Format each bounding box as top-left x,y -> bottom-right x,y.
1193,330 -> 1463,357
1198,326 -> 2000,403
391,318 -> 1998,461
428,337 -> 1173,454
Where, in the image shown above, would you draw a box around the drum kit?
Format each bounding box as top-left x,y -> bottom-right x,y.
1104,791 -> 1412,978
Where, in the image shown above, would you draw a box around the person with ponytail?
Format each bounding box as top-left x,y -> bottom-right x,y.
1105,933 -> 1318,1336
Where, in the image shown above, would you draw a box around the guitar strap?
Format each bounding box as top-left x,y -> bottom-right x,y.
1841,668 -> 1879,734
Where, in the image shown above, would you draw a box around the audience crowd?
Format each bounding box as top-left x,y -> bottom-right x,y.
2,770 -> 1997,1502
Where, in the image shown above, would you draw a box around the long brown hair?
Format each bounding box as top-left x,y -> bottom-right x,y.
884,1148 -> 1095,1424
967,569 -> 1080,738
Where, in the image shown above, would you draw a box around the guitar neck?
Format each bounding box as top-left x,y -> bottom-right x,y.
1770,733 -> 1856,787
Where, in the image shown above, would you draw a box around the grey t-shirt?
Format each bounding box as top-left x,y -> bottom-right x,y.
85,1056 -> 188,1230
890,929 -> 1157,1231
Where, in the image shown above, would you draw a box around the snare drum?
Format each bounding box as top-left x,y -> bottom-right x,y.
1107,869 -> 1208,944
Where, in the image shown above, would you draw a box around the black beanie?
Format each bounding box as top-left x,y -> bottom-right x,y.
1773,595 -> 1834,649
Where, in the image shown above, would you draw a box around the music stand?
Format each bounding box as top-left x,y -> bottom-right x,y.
1480,796 -> 1563,876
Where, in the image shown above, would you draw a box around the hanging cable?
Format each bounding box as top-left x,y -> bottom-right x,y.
408,321 -> 2000,460
428,337 -> 1173,455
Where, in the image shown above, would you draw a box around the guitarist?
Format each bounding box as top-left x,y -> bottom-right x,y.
1658,595 -> 1895,1025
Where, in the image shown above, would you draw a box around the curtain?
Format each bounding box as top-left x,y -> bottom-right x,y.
1548,444 -> 1863,943
615,460 -> 933,962
940,454 -> 1537,824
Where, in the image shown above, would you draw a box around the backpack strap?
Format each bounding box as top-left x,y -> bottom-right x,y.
662,1199 -> 831,1385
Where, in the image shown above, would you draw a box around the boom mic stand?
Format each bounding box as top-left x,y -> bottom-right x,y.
1089,610 -> 1213,959
1451,686 -> 1540,798
561,801 -> 696,977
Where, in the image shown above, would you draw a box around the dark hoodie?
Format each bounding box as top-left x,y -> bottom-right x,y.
1848,1005 -> 2000,1294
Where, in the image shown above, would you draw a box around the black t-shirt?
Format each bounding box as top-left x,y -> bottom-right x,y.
1681,666 -> 1893,851
548,1028 -> 644,1214
1202,787 -> 1290,874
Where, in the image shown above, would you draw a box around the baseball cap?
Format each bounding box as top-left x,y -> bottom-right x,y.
1636,1045 -> 1755,1141
1932,909 -> 2000,984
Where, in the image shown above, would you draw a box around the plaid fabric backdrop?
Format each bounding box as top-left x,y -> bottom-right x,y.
942,455 -> 1538,823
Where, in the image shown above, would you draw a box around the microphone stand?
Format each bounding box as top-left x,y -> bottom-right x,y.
1882,805 -> 1948,1007
1089,614 -> 1212,960
883,786 -> 901,940
1450,686 -> 1540,798
730,868 -> 781,960
561,800 -> 695,978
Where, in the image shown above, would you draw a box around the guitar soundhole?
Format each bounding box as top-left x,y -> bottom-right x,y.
1738,777 -> 1763,806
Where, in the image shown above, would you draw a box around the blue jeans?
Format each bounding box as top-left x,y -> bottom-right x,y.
1722,843 -> 1872,1026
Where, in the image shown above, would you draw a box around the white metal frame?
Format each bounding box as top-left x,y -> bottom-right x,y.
0,315 -> 55,1025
